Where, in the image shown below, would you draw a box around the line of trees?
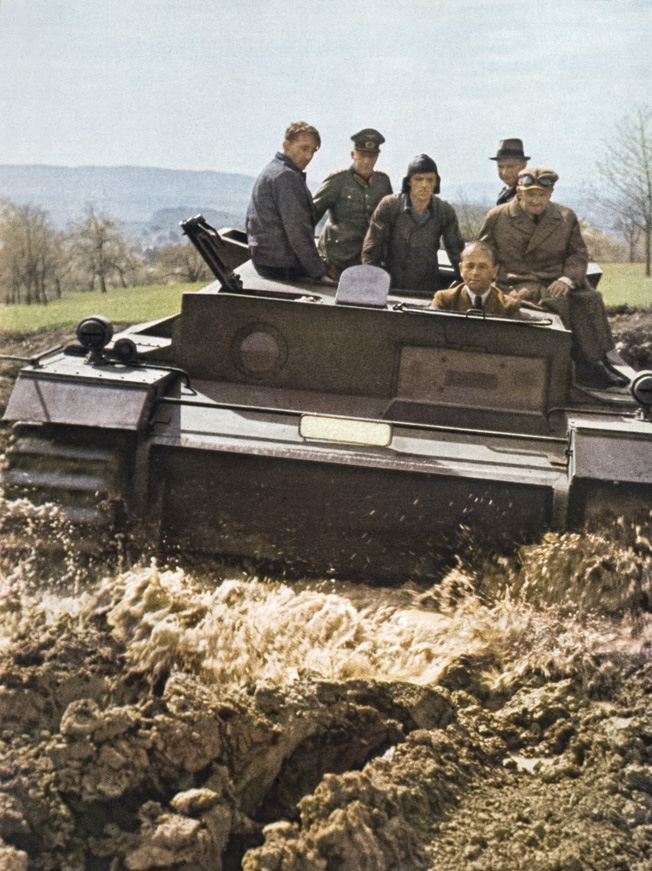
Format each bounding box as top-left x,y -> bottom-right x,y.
0,202 -> 213,305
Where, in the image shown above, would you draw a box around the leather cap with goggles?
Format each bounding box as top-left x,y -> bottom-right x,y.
517,168 -> 559,190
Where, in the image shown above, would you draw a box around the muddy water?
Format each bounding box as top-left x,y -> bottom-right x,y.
1,496 -> 652,871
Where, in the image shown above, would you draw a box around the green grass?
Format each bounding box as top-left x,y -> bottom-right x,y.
1,265 -> 651,335
0,281 -> 201,334
598,262 -> 652,307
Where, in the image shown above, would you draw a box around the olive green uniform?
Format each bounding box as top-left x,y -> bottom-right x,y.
313,168 -> 392,272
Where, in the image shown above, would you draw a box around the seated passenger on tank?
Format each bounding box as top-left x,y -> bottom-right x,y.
431,241 -> 521,316
479,167 -> 627,390
312,128 -> 392,281
361,154 -> 464,294
246,121 -> 329,283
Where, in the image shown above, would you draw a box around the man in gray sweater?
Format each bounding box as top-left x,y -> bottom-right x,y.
246,121 -> 327,282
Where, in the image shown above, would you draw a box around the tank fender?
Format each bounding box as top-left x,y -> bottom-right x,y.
3,368 -> 176,431
568,418 -> 652,485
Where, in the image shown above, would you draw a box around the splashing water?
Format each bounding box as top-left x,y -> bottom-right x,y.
1,492 -> 652,871
2,486 -> 650,695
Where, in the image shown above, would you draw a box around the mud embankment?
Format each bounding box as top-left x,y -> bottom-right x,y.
0,550 -> 650,871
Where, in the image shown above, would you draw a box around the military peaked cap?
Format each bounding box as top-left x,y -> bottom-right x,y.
351,129 -> 385,152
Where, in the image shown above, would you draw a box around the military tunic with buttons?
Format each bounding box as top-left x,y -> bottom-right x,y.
313,167 -> 392,272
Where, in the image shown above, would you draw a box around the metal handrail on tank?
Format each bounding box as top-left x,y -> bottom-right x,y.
0,345 -> 63,368
155,394 -> 567,443
391,302 -> 554,326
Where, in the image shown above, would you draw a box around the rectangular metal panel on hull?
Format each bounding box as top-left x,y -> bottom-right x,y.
3,355 -> 174,430
4,377 -> 153,430
397,346 -> 548,412
570,421 -> 652,483
151,446 -> 554,582
171,292 -> 572,423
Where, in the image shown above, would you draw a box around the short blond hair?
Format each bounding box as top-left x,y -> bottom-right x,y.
284,121 -> 321,148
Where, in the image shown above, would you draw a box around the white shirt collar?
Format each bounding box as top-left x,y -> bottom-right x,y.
464,285 -> 491,305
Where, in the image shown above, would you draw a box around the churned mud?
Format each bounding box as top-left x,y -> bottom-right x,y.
0,315 -> 651,871
609,306 -> 652,370
0,548 -> 650,871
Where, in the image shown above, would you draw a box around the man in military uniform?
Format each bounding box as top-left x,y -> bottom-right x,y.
490,138 -> 530,205
480,167 -> 627,389
431,241 -> 521,317
313,129 -> 392,278
246,121 -> 328,282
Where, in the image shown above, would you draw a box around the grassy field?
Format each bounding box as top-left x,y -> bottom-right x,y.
0,264 -> 651,335
597,261 -> 652,307
0,281 -> 199,333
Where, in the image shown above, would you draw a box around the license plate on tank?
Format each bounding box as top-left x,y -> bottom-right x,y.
299,414 -> 392,447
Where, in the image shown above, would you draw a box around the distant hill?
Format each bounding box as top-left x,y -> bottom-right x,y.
0,165 -> 613,250
0,164 -> 256,245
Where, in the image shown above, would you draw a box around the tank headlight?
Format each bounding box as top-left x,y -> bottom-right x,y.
112,337 -> 138,364
631,370 -> 652,413
76,316 -> 114,351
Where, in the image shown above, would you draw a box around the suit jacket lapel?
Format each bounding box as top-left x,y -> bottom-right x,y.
451,287 -> 472,310
484,288 -> 500,314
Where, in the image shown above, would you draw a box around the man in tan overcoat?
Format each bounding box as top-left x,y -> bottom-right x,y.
479,167 -> 627,389
431,241 -> 521,317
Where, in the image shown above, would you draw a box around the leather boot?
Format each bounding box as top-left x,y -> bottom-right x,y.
575,360 -> 627,390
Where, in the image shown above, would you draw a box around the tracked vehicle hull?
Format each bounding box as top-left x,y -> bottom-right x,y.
3,221 -> 652,581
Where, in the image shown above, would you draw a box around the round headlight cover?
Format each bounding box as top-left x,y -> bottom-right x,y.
631,370 -> 652,411
76,315 -> 114,350
112,337 -> 139,364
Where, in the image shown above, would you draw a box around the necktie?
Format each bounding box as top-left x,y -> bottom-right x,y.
474,295 -> 483,310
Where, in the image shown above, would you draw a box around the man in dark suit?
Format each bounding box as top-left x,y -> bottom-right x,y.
480,167 -> 627,389
431,241 -> 521,316
490,138 -> 530,205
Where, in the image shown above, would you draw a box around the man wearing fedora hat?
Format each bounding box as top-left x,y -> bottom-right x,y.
490,138 -> 530,205
313,129 -> 392,278
480,167 -> 627,390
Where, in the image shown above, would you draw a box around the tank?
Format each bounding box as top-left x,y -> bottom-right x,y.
3,216 -> 652,583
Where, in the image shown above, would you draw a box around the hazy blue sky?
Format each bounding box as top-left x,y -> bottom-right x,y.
0,0 -> 650,197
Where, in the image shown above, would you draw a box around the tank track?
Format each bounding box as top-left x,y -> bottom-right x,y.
1,423 -> 133,560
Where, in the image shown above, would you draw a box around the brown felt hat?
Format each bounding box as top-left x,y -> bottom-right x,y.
490,138 -> 530,161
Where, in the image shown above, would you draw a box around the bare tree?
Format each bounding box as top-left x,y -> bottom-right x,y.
0,199 -> 64,304
613,215 -> 642,262
451,189 -> 489,241
591,106 -> 652,275
150,242 -> 211,283
579,219 -> 626,262
67,206 -> 138,292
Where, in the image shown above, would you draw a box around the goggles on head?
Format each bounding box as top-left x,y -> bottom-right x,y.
518,173 -> 555,189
